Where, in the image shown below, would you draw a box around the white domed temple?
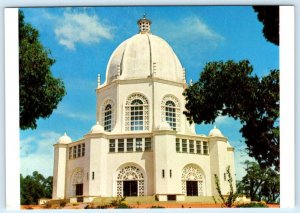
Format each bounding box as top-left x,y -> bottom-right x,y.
52,16 -> 236,202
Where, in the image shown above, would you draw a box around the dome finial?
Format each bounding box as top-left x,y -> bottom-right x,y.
137,15 -> 151,34
97,74 -> 101,88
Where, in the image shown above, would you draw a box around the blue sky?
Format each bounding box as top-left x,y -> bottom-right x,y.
20,6 -> 279,181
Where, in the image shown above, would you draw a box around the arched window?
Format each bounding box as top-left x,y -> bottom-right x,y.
161,95 -> 180,131
116,165 -> 145,197
181,165 -> 205,196
165,100 -> 176,130
104,104 -> 112,131
102,100 -> 114,132
130,99 -> 143,131
125,94 -> 149,131
71,168 -> 84,196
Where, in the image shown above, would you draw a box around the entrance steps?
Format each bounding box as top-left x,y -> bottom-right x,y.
92,196 -> 216,204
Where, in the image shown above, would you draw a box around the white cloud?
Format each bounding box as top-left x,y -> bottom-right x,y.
155,16 -> 224,69
20,131 -> 61,177
54,11 -> 113,50
180,16 -> 224,41
215,115 -> 230,126
158,16 -> 224,45
54,103 -> 94,121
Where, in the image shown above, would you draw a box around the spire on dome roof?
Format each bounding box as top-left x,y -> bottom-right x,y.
97,74 -> 101,88
137,14 -> 151,34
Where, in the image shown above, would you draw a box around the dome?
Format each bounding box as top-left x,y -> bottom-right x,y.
209,126 -> 224,137
105,17 -> 184,84
91,121 -> 104,133
58,132 -> 72,144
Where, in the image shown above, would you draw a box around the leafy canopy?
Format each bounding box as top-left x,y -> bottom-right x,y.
183,60 -> 279,170
237,161 -> 279,203
19,10 -> 66,130
20,171 -> 53,205
253,6 -> 279,46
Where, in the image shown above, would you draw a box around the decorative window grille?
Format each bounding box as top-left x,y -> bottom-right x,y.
102,100 -> 114,132
145,138 -> 152,151
189,140 -> 194,153
82,144 -> 85,156
109,139 -> 115,152
72,168 -> 83,196
161,95 -> 180,131
136,138 -> 143,152
127,138 -> 133,152
176,138 -> 180,152
203,142 -> 209,154
116,166 -> 144,196
181,165 -> 204,196
69,143 -> 85,159
73,146 -> 77,159
78,144 -> 81,157
104,104 -> 112,131
125,94 -> 149,131
69,147 -> 73,159
118,139 -> 124,152
182,139 -> 187,153
196,141 -> 201,154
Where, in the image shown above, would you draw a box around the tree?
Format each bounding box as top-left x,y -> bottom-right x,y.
237,161 -> 279,203
20,171 -> 53,205
253,6 -> 279,46
183,60 -> 279,170
213,166 -> 238,207
19,10 -> 66,130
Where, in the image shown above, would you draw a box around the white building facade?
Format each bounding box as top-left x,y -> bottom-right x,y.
52,16 -> 236,202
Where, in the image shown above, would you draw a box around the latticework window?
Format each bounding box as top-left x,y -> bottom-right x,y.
116,165 -> 144,196
102,100 -> 114,132
181,165 -> 204,196
125,94 -> 149,131
71,168 -> 83,196
161,95 -> 180,131
104,104 -> 112,131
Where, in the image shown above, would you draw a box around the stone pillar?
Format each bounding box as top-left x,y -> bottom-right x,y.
52,143 -> 67,199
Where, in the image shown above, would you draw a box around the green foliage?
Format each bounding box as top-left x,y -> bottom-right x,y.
84,203 -> 109,209
214,166 -> 238,208
150,205 -> 165,208
19,10 -> 66,130
253,6 -> 279,46
116,202 -> 131,208
59,200 -> 67,207
20,171 -> 53,205
237,161 -> 279,203
44,202 -> 52,209
236,202 -> 268,208
110,196 -> 127,208
183,60 -> 279,170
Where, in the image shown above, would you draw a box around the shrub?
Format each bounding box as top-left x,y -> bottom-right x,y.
150,205 -> 165,208
110,196 -> 126,207
236,202 -> 268,208
116,202 -> 131,209
44,202 -> 52,209
59,200 -> 67,207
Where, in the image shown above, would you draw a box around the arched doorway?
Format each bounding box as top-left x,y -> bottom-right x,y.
71,168 -> 84,196
116,165 -> 145,196
181,164 -> 205,196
